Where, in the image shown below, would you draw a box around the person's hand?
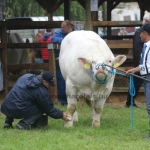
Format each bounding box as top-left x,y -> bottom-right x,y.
126,66 -> 140,76
126,68 -> 135,76
62,113 -> 72,121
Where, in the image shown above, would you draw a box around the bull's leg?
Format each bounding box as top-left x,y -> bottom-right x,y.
72,111 -> 78,121
64,85 -> 78,127
65,103 -> 77,127
92,100 -> 105,127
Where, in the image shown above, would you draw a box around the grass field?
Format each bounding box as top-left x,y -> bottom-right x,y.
0,103 -> 150,150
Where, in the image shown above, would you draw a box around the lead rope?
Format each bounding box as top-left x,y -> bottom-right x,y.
129,75 -> 136,130
113,73 -> 135,130
114,73 -> 135,130
90,63 -> 135,130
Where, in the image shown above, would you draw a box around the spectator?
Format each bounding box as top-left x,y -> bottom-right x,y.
51,20 -> 76,105
1,71 -> 70,130
39,29 -> 53,63
33,29 -> 45,63
125,12 -> 150,107
118,27 -> 128,36
52,20 -> 75,44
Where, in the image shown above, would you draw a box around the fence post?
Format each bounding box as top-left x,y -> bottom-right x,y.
47,43 -> 58,104
1,22 -> 7,97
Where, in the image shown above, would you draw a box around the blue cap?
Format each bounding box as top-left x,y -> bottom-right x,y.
42,71 -> 55,87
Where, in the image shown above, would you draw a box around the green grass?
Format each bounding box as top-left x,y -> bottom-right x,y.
0,103 -> 150,150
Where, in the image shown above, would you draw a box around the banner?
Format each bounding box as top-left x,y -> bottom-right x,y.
90,0 -> 98,11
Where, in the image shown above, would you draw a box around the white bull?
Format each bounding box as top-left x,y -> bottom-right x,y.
59,30 -> 126,127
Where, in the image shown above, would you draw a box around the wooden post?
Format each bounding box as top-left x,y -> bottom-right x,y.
47,44 -> 58,104
1,22 -> 7,97
64,0 -> 70,20
91,12 -> 98,33
102,2 -> 107,34
85,0 -> 92,30
107,1 -> 112,40
48,13 -> 53,21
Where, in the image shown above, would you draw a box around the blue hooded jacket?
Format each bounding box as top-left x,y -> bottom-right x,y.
1,74 -> 63,119
51,25 -> 76,44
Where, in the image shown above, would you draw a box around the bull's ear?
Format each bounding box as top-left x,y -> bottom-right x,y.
113,55 -> 126,68
78,58 -> 91,69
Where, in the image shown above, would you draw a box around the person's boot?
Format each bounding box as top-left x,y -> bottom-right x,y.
145,117 -> 150,140
125,101 -> 140,108
4,117 -> 14,129
31,115 -> 48,129
16,120 -> 30,130
145,133 -> 150,140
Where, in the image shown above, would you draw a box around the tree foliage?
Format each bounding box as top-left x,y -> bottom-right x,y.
5,0 -> 47,19
70,2 -> 85,20
5,0 -> 86,20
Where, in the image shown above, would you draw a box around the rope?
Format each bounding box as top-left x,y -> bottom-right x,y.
129,75 -> 136,130
90,63 -> 126,84
90,63 -> 135,130
113,72 -> 135,130
90,63 -> 114,84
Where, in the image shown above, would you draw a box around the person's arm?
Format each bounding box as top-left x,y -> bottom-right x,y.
37,90 -> 69,120
51,29 -> 64,44
126,66 -> 140,76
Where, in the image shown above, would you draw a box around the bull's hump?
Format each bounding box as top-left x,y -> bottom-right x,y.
70,30 -> 100,40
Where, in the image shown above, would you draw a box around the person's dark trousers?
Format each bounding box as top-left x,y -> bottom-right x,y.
126,72 -> 143,106
4,116 -> 14,128
17,112 -> 47,130
54,49 -> 67,105
56,69 -> 67,105
43,60 -> 48,63
31,115 -> 48,128
21,111 -> 43,125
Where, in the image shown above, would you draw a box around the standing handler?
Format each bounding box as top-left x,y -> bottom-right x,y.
125,12 -> 150,107
126,24 -> 150,139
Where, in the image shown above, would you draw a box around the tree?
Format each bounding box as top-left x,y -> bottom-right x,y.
53,1 -> 86,20
5,0 -> 86,20
5,0 -> 47,19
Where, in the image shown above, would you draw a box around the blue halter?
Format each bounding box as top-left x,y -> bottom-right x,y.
90,63 -> 115,84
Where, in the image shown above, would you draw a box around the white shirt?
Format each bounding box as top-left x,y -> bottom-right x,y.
142,40 -> 150,74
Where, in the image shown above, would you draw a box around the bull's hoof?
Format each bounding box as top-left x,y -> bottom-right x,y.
64,121 -> 73,128
92,120 -> 100,127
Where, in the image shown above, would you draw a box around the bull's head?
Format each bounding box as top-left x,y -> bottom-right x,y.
78,55 -> 126,84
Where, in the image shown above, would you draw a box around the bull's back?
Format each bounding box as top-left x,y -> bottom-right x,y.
60,30 -> 111,56
59,31 -> 113,81
61,31 -> 100,53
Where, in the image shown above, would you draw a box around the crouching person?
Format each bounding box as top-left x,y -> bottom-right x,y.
1,71 -> 69,130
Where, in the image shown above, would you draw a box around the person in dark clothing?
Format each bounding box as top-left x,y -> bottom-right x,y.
126,13 -> 150,107
125,27 -> 144,107
1,71 -> 69,130
51,20 -> 76,105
